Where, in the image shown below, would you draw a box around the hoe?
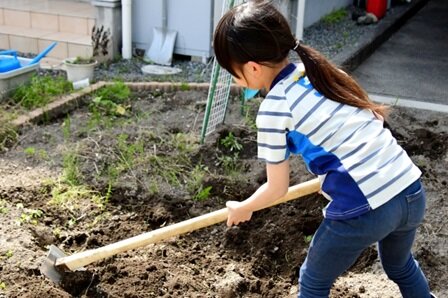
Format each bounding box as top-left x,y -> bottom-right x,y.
40,178 -> 320,284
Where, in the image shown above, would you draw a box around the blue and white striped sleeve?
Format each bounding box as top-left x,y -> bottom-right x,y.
256,94 -> 293,164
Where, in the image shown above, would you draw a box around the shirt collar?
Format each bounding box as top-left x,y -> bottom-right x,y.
270,63 -> 297,90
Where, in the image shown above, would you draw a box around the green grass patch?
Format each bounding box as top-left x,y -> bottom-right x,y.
11,75 -> 73,109
322,8 -> 347,24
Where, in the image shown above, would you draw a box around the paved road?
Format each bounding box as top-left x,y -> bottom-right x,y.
353,0 -> 448,105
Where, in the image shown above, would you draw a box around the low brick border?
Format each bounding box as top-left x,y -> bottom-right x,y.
9,81 -> 243,131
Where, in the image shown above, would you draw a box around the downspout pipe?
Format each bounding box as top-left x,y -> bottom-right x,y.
122,0 -> 132,59
295,0 -> 306,41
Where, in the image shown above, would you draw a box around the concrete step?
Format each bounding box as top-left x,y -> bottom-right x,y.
0,0 -> 95,60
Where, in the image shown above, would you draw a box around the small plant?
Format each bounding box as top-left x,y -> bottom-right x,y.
24,146 -> 36,156
180,82 -> 191,91
62,117 -> 71,140
90,82 -> 131,116
49,180 -> 106,212
0,200 -> 8,214
169,133 -> 197,153
63,152 -> 82,186
19,209 -> 43,225
218,132 -> 243,175
304,234 -> 313,243
220,132 -> 243,152
186,164 -> 212,200
0,281 -> 6,290
0,124 -> 18,152
95,82 -> 130,104
217,154 -> 241,175
193,185 -> 213,201
52,227 -> 62,239
322,8 -> 347,24
11,75 -> 73,109
5,250 -> 13,258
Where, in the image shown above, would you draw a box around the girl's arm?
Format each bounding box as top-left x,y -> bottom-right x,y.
226,159 -> 290,226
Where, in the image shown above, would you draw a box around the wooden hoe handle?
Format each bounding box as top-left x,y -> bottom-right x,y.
57,178 -> 320,270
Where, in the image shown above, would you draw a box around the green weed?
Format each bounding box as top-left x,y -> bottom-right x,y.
220,132 -> 243,152
63,152 -> 82,186
193,186 -> 212,201
218,132 -> 243,175
0,200 -> 8,214
95,81 -> 130,104
52,227 -> 62,239
169,133 -> 197,153
24,147 -> 36,156
186,164 -> 213,200
304,235 -> 313,243
11,75 -> 73,109
0,281 -> 6,290
19,209 -> 43,225
89,81 -> 131,116
49,180 -> 105,211
322,8 -> 347,24
180,82 -> 190,91
62,117 -> 71,140
5,250 -> 13,258
0,125 -> 18,151
217,154 -> 241,175
38,149 -> 49,160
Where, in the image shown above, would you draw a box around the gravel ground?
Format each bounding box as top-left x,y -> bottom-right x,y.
30,4 -> 409,83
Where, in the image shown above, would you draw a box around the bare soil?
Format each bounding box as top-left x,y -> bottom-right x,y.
0,89 -> 446,298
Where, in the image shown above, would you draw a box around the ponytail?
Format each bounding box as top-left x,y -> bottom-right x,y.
294,42 -> 387,118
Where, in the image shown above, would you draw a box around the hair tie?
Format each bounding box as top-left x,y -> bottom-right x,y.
292,40 -> 300,51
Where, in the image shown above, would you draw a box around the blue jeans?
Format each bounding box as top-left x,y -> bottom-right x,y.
298,179 -> 431,298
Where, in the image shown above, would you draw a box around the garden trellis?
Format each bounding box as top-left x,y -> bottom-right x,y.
200,0 -> 243,143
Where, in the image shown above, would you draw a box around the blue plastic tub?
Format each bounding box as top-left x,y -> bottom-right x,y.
0,55 -> 39,100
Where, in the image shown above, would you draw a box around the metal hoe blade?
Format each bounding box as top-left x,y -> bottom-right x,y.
39,245 -> 68,284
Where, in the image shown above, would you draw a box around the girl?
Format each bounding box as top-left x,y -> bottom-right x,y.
213,1 -> 434,298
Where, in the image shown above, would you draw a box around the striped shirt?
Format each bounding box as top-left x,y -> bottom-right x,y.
257,63 -> 421,220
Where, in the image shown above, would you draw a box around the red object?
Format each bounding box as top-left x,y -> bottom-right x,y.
366,0 -> 387,19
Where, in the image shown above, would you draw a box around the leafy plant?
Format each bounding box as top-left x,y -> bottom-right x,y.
11,75 -> 73,109
304,234 -> 313,243
0,281 -> 6,290
19,209 -> 43,225
90,82 -> 131,116
193,186 -> 212,201
95,81 -> 130,104
220,132 -> 243,152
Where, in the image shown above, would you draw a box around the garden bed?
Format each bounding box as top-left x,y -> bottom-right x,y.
0,84 -> 446,297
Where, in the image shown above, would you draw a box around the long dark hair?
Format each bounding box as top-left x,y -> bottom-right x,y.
213,1 -> 387,117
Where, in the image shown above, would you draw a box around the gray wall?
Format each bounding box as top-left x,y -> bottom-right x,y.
133,0 -> 352,58
133,0 -> 214,57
